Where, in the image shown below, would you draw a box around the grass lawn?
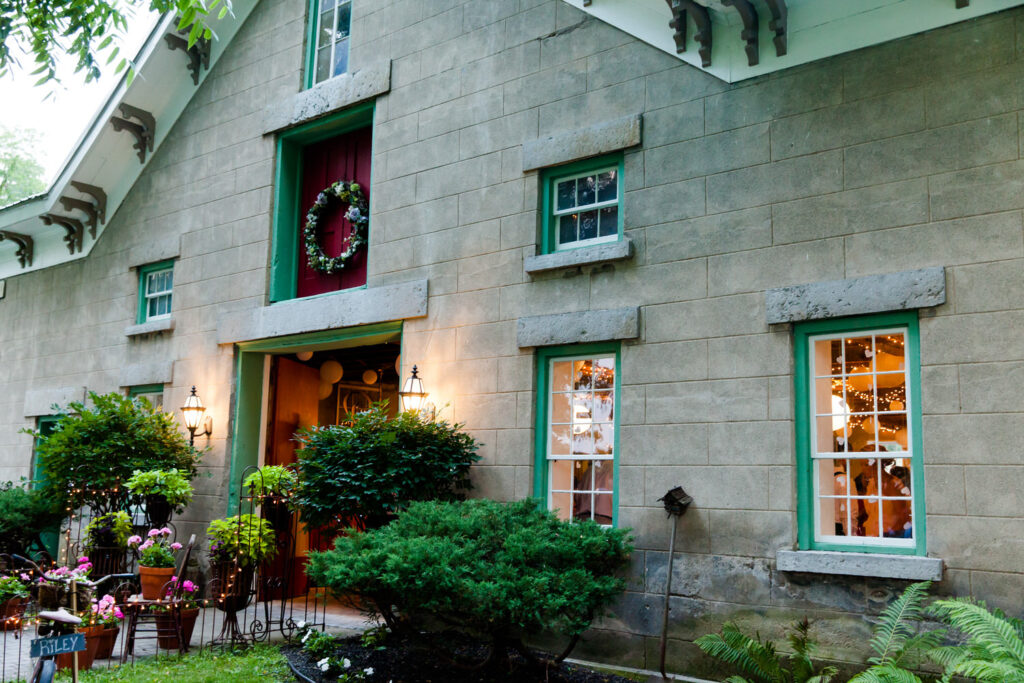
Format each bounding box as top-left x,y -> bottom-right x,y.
54,645 -> 292,682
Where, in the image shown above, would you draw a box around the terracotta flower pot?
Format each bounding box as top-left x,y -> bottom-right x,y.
94,625 -> 120,660
0,597 -> 27,631
139,566 -> 175,600
155,607 -> 199,649
56,625 -> 102,672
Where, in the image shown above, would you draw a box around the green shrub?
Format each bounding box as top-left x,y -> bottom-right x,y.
0,481 -> 63,556
244,465 -> 296,499
27,392 -> 199,514
84,511 -> 134,550
206,515 -> 276,568
125,469 -> 194,511
292,403 -> 479,531
307,498 -> 632,666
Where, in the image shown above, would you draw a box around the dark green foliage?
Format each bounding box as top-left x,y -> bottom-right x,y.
0,480 -> 62,556
927,598 -> 1024,682
303,631 -> 337,661
695,619 -> 838,683
851,581 -> 943,683
307,498 -> 631,662
27,392 -> 199,514
292,404 -> 479,531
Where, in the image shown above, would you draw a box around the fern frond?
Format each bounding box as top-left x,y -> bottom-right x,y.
807,665 -> 839,683
852,662 -> 924,683
697,627 -> 776,683
954,658 -> 1024,682
931,598 -> 1024,664
868,581 -> 932,665
724,677 -> 756,683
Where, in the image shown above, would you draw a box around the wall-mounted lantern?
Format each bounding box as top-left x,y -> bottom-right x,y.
399,365 -> 433,418
180,385 -> 212,445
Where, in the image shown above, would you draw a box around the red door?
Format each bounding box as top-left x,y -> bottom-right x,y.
296,128 -> 371,297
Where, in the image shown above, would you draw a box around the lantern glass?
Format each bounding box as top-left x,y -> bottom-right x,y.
181,387 -> 206,431
399,367 -> 428,414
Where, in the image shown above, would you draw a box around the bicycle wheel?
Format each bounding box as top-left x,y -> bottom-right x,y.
36,659 -> 56,683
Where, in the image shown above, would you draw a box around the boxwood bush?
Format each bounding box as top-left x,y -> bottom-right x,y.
307,498 -> 632,668
0,481 -> 63,557
291,403 -> 479,531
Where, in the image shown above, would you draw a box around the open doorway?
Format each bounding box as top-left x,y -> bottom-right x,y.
262,340 -> 401,597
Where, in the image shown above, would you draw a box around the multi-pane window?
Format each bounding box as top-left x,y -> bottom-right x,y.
796,313 -> 924,553
544,353 -> 617,526
311,0 -> 352,86
551,166 -> 620,250
137,260 -> 173,323
129,384 -> 164,410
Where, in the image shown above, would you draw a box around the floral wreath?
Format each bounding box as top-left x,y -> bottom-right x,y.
303,180 -> 369,274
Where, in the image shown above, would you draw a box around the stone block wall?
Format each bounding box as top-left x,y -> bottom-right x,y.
2,0 -> 1024,676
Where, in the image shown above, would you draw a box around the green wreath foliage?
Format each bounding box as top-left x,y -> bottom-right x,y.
303,180 -> 369,274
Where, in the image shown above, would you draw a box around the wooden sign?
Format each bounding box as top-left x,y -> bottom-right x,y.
30,633 -> 85,658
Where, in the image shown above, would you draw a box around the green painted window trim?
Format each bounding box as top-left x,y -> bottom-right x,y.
303,0 -> 319,90
227,320 -> 402,512
269,102 -> 375,303
793,311 -> 926,556
532,341 -> 622,527
128,384 -> 164,397
539,153 -> 625,256
136,259 -> 175,324
32,415 -> 61,488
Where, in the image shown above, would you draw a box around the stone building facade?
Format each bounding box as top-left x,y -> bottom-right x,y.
2,0 -> 1024,677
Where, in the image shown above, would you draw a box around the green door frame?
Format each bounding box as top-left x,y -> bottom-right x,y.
226,321 -> 403,512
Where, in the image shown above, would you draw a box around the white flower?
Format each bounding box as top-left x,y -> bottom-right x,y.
343,657 -> 351,669
317,657 -> 330,672
296,621 -> 306,629
364,667 -> 374,675
301,630 -> 312,643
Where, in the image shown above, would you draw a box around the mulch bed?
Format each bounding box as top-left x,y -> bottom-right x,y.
283,633 -> 637,683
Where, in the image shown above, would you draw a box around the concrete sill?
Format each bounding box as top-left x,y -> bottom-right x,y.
125,317 -> 175,337
524,238 -> 633,276
777,549 -> 943,581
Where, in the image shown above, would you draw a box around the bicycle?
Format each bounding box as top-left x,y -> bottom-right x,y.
28,607 -> 81,683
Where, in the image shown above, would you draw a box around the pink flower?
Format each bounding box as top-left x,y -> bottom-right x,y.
147,529 -> 161,538
127,535 -> 142,546
170,542 -> 182,551
139,539 -> 154,550
182,580 -> 196,593
77,556 -> 89,565
114,608 -> 123,619
19,573 -> 30,581
160,527 -> 172,536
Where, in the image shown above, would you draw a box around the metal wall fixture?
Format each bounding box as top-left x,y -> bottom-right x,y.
656,486 -> 694,681
399,365 -> 435,419
180,386 -> 213,446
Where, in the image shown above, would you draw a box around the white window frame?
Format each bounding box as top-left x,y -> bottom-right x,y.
551,165 -> 621,252
142,266 -> 173,322
544,353 -> 617,526
808,325 -> 917,550
311,0 -> 352,86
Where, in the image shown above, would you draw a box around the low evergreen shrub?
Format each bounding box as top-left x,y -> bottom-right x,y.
292,403 -> 479,531
307,498 -> 632,667
0,480 -> 63,556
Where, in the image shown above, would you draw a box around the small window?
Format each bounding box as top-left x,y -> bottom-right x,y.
310,0 -> 352,86
541,155 -> 623,254
535,344 -> 620,527
137,261 -> 174,324
128,384 -> 164,410
794,312 -> 925,555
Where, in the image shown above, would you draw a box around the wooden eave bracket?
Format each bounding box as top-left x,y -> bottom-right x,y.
60,181 -> 107,239
665,0 -> 712,67
110,103 -> 156,164
956,0 -> 969,6
0,230 -> 34,268
763,0 -> 788,56
722,0 -> 760,66
164,33 -> 211,85
41,214 -> 86,254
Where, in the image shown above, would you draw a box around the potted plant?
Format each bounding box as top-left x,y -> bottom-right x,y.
89,593 -> 124,660
129,528 -> 183,599
153,577 -> 200,650
0,573 -> 30,631
125,469 -> 194,528
206,515 -> 275,612
37,557 -> 93,610
244,465 -> 296,501
56,620 -> 103,672
83,511 -> 132,575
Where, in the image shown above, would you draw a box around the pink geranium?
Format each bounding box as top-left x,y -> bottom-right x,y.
127,535 -> 142,546
170,542 -> 183,551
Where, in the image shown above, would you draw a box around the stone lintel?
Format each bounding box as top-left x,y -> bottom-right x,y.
765,267 -> 946,324
521,114 -> 642,171
125,317 -> 175,337
263,61 -> 391,135
517,307 -> 639,348
128,236 -> 180,269
119,361 -> 174,388
217,279 -> 428,345
524,238 -> 633,275
776,550 -> 943,581
24,386 -> 86,416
